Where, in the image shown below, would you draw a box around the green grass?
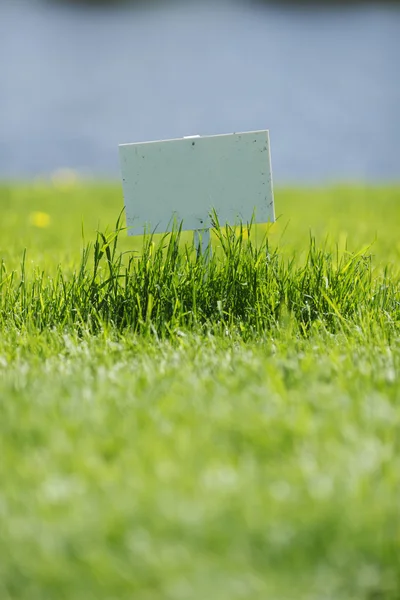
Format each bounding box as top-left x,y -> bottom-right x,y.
0,183 -> 399,599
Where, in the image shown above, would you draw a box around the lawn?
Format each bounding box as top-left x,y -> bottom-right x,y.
0,182 -> 399,600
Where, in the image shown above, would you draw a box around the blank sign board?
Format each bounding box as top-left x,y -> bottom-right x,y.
119,130 -> 275,236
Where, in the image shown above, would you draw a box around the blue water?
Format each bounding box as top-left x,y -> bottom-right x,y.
0,0 -> 399,182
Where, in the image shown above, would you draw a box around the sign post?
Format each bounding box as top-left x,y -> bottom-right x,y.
119,130 -> 275,252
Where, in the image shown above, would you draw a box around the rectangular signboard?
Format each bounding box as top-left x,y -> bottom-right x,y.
119,130 -> 274,235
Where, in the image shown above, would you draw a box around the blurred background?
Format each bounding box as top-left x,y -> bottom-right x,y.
0,0 -> 399,184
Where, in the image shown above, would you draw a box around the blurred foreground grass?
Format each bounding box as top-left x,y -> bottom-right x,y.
0,183 -> 399,600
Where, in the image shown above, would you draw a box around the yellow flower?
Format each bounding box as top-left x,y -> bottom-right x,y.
30,212 -> 51,228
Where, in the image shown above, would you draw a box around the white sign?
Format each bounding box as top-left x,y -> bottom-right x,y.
119,130 -> 275,237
